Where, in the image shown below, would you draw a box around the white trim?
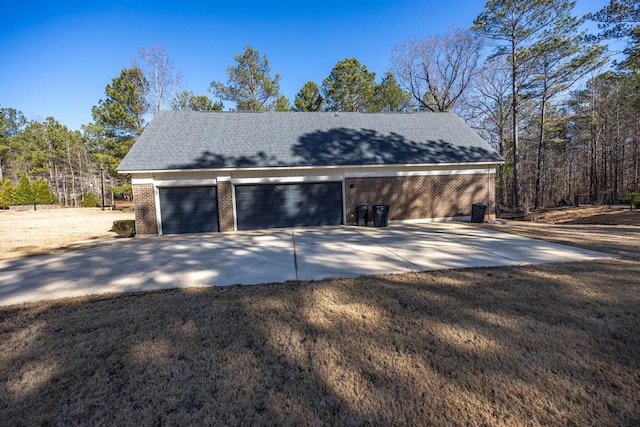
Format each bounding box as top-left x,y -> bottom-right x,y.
341,177 -> 347,225
231,183 -> 238,231
154,185 -> 163,235
154,178 -> 217,187
231,175 -> 343,185
119,161 -> 503,175
217,175 -> 231,182
132,177 -> 154,185
345,168 -> 496,178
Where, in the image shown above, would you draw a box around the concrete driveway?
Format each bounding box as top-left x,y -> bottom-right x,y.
0,223 -> 611,306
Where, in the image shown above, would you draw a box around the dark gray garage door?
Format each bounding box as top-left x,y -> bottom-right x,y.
235,182 -> 343,230
158,186 -> 218,234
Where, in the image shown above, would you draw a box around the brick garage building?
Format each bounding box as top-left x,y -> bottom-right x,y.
118,111 -> 503,235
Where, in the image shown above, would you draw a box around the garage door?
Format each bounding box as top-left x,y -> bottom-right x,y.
158,186 -> 218,234
235,182 -> 343,230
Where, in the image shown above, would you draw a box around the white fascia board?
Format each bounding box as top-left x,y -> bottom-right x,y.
231,175 -> 344,185
119,161 -> 504,175
154,178 -> 217,187
345,168 -> 497,178
132,174 -> 217,187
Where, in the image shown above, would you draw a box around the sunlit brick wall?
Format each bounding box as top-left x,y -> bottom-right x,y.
344,174 -> 495,224
132,184 -> 158,235
217,181 -> 235,232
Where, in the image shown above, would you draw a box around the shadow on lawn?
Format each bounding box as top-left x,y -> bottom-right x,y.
1,257 -> 639,425
239,260 -> 640,425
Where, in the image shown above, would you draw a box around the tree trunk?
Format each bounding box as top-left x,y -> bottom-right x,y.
62,170 -> 68,207
511,47 -> 521,210
589,84 -> 599,201
634,115 -> 639,191
53,162 -> 63,206
498,127 -> 507,211
534,94 -> 547,210
77,151 -> 84,202
66,141 -> 77,206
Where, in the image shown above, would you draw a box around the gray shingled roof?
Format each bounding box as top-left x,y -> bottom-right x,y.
117,111 -> 503,172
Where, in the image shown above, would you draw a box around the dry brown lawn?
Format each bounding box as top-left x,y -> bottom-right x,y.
522,205 -> 640,226
0,208 -> 134,260
1,209 -> 639,425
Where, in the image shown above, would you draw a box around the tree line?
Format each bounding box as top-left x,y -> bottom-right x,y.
1,0 -> 638,212
465,0 -> 639,211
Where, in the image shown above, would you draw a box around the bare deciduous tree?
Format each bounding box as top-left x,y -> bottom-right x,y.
136,44 -> 183,113
458,58 -> 513,210
391,27 -> 484,112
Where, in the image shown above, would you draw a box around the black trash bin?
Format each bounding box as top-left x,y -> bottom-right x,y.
355,205 -> 369,226
372,204 -> 390,227
471,203 -> 487,223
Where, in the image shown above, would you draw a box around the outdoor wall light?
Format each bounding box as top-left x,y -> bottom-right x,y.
349,183 -> 355,189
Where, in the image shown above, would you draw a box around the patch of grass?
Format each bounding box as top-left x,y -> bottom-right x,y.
1,257 -> 639,425
0,208 -> 134,260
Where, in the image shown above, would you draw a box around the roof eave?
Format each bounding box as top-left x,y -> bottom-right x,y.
117,160 -> 505,175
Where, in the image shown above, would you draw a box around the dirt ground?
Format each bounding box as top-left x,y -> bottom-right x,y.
0,208 -> 134,260
490,205 -> 640,260
521,205 -> 640,225
0,207 -> 639,425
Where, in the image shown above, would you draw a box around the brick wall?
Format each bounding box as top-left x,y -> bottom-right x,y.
133,172 -> 496,234
132,184 -> 158,235
344,174 -> 494,224
217,181 -> 235,232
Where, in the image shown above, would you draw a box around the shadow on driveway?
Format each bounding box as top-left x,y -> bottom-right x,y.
0,224 -> 612,306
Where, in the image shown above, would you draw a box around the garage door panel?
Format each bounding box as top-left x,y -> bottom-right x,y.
236,182 -> 343,230
159,186 -> 218,234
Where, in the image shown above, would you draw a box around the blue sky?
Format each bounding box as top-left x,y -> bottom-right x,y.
0,0 -> 611,131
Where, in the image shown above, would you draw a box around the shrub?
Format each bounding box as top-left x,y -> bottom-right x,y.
111,220 -> 136,238
112,184 -> 132,198
624,192 -> 640,209
0,179 -> 15,208
32,178 -> 58,204
83,193 -> 99,207
1,174 -> 58,206
14,173 -> 34,205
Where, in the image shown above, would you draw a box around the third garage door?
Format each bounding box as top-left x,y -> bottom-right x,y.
235,182 -> 343,230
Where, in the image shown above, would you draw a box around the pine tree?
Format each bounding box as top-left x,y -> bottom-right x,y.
90,67 -> 148,175
210,45 -> 281,111
322,58 -> 376,112
293,81 -> 324,112
171,91 -> 223,111
372,72 -> 415,112
473,0 -> 578,210
273,94 -> 291,111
